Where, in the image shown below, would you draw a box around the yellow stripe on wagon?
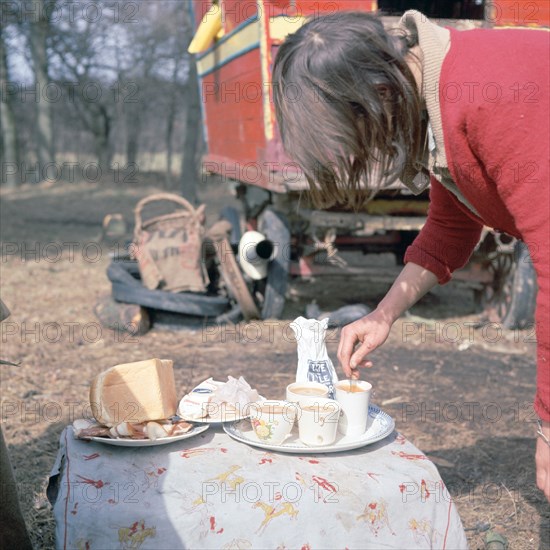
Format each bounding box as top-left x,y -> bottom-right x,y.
269,14 -> 307,42
196,17 -> 261,77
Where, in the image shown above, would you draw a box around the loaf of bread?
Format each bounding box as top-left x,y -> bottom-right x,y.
90,358 -> 177,427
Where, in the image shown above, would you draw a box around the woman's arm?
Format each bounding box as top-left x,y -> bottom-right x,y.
337,262 -> 437,378
338,177 -> 483,378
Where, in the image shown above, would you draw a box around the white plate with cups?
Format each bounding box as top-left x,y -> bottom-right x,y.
223,380 -> 395,453
223,405 -> 395,453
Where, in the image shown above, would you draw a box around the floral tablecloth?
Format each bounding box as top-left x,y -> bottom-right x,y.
48,426 -> 468,549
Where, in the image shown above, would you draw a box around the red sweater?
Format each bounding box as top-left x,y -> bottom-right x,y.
404,27 -> 550,421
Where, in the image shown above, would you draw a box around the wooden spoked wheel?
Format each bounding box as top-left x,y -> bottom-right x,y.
214,236 -> 260,321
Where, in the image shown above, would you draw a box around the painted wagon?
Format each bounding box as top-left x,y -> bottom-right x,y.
188,0 -> 548,324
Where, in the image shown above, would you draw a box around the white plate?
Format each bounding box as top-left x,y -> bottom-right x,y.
190,412 -> 250,425
223,405 -> 395,454
181,397 -> 266,425
86,424 -> 209,447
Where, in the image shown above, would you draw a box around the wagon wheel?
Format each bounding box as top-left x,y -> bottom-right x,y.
214,236 -> 260,321
475,240 -> 537,329
217,206 -> 290,320
255,208 -> 291,320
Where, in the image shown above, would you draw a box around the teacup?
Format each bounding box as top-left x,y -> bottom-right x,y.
297,398 -> 341,446
334,380 -> 372,437
249,400 -> 297,445
286,382 -> 329,406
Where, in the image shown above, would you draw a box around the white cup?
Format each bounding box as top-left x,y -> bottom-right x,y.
249,400 -> 297,445
334,380 -> 372,437
297,398 -> 341,446
286,381 -> 329,406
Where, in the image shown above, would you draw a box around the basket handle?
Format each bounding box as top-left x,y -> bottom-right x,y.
134,193 -> 203,231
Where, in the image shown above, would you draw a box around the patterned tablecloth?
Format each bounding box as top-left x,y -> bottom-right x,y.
48,425 -> 468,549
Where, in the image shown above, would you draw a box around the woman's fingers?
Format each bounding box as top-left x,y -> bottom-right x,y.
337,326 -> 357,377
338,315 -> 383,377
338,318 -> 378,377
350,339 -> 375,370
354,360 -> 373,370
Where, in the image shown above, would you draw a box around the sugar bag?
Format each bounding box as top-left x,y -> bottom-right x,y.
290,316 -> 338,398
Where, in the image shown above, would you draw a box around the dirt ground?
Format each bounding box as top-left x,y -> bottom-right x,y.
1,176 -> 548,549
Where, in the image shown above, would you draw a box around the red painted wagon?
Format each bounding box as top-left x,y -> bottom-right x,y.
188,0 -> 548,324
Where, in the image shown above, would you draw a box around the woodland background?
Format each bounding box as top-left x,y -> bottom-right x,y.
0,0 -> 201,198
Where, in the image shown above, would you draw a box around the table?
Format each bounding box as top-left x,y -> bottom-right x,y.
48,426 -> 468,549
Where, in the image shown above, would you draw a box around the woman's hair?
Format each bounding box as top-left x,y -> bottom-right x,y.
272,11 -> 423,209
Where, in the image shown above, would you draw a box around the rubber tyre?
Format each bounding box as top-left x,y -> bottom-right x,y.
499,242 -> 537,329
258,208 -> 290,320
107,261 -> 230,317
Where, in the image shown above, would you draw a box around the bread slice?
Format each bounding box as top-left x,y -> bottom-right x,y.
90,358 -> 177,427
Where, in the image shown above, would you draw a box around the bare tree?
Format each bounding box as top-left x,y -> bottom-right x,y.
164,16 -> 191,187
0,25 -> 20,188
5,0 -> 197,186
164,59 -> 181,188
49,5 -> 119,170
180,57 -> 201,204
27,0 -> 56,172
120,0 -> 190,178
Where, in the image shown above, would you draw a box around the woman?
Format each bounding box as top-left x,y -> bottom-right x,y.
272,10 -> 549,501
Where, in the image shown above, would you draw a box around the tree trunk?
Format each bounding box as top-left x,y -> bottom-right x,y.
94,105 -> 113,175
126,105 -> 141,167
96,139 -> 112,177
165,109 -> 175,188
165,70 -> 180,188
28,0 -> 55,179
0,27 -> 20,188
166,31 -> 186,189
180,58 -> 202,204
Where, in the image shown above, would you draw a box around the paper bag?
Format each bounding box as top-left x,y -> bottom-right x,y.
290,316 -> 338,397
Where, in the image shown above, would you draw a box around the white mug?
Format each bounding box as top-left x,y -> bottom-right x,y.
334,380 -> 372,437
286,381 -> 329,406
297,398 -> 341,446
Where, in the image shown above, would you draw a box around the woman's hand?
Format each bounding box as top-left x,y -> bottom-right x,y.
536,420 -> 550,502
337,310 -> 393,378
336,262 -> 437,379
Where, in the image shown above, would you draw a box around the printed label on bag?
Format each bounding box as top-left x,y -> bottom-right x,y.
307,360 -> 335,398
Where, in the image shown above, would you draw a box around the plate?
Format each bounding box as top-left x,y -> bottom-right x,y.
190,411 -> 251,425
85,424 -> 209,447
180,397 -> 266,425
223,405 -> 395,454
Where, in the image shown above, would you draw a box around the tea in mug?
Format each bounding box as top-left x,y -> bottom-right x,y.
291,386 -> 327,396
338,384 -> 368,393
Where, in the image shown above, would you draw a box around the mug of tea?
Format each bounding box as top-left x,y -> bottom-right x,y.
297,398 -> 341,446
249,400 -> 297,445
286,381 -> 329,406
334,380 -> 372,437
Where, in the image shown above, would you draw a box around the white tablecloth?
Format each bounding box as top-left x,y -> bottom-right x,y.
48,426 -> 468,549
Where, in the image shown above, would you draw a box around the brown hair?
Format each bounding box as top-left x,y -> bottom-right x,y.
272,11 -> 423,209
